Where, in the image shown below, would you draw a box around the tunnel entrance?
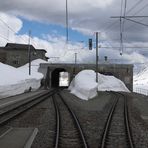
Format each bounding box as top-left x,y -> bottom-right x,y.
51,68 -> 69,88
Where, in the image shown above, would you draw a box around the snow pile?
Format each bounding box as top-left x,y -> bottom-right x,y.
0,59 -> 47,98
69,70 -> 130,100
68,70 -> 98,100
134,66 -> 148,95
98,73 -> 130,92
18,59 -> 47,79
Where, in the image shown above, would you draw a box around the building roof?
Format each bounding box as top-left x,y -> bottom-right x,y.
5,43 -> 35,50
3,43 -> 47,53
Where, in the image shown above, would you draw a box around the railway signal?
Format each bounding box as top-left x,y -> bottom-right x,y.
88,38 -> 93,50
88,33 -> 100,83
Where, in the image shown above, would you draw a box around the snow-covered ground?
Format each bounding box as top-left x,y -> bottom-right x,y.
0,59 -> 47,98
69,70 -> 130,100
134,65 -> 148,95
1,58 -> 148,99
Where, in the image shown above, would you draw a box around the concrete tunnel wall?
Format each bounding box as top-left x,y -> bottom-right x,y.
38,63 -> 133,91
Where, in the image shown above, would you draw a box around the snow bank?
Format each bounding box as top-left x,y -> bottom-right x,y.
68,70 -> 98,100
98,73 -> 130,92
69,70 -> 130,100
134,66 -> 148,95
0,59 -> 47,98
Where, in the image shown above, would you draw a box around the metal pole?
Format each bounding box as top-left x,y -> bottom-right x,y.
75,52 -> 77,65
74,52 -> 77,76
96,32 -> 99,82
28,30 -> 31,75
66,0 -> 69,44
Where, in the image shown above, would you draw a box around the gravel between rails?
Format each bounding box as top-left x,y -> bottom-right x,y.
124,92 -> 148,148
0,90 -> 113,148
54,93 -> 83,148
2,90 -> 147,148
60,90 -> 113,148
2,95 -> 56,148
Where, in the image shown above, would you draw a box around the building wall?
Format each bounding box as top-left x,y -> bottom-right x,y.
5,49 -> 28,67
0,47 -> 47,67
0,50 -> 6,63
38,63 -> 133,91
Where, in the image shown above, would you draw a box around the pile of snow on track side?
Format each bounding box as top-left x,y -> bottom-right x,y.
0,59 -> 48,98
68,70 -> 98,100
69,70 -> 130,100
134,66 -> 148,89
98,73 -> 130,92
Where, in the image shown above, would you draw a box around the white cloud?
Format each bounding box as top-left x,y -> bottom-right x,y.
0,12 -> 148,65
0,0 -> 148,45
0,12 -> 23,46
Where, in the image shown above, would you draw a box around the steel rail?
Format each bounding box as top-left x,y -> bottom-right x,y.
57,92 -> 88,148
0,89 -> 56,125
122,93 -> 134,148
100,92 -> 134,148
52,95 -> 60,148
100,93 -> 119,148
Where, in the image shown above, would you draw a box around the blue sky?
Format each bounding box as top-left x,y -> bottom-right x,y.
18,18 -> 90,44
0,0 -> 148,64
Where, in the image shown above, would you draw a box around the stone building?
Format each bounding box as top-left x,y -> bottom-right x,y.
0,43 -> 48,67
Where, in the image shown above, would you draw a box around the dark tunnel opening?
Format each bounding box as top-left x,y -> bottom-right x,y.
51,68 -> 69,88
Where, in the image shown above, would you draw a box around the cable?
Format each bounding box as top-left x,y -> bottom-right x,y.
124,17 -> 148,27
108,0 -> 148,55
102,0 -> 146,38
131,2 -> 148,16
0,34 -> 14,42
127,0 -> 143,14
101,0 -> 142,34
0,17 -> 28,45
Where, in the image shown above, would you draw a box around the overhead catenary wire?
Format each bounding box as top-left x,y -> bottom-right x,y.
127,0 -> 144,14
108,0 -> 148,55
97,0 -> 148,54
124,17 -> 148,27
0,34 -> 13,42
111,1 -> 148,43
101,0 -> 145,44
0,16 -> 40,49
111,1 -> 148,32
101,0 -> 143,34
0,18 -> 28,44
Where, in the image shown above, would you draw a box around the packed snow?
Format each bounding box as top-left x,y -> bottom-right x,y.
68,70 -> 98,100
0,59 -> 47,98
134,66 -> 148,95
69,70 -> 130,100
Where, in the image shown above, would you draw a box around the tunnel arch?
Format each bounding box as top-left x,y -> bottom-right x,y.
51,68 -> 69,88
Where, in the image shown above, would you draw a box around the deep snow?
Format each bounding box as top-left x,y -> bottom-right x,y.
68,70 -> 98,100
0,59 -> 47,98
134,65 -> 148,95
0,60 -> 142,100
69,70 -> 130,100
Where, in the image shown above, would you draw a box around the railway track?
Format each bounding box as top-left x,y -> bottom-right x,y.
100,92 -> 134,148
52,92 -> 88,148
0,89 -> 56,125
